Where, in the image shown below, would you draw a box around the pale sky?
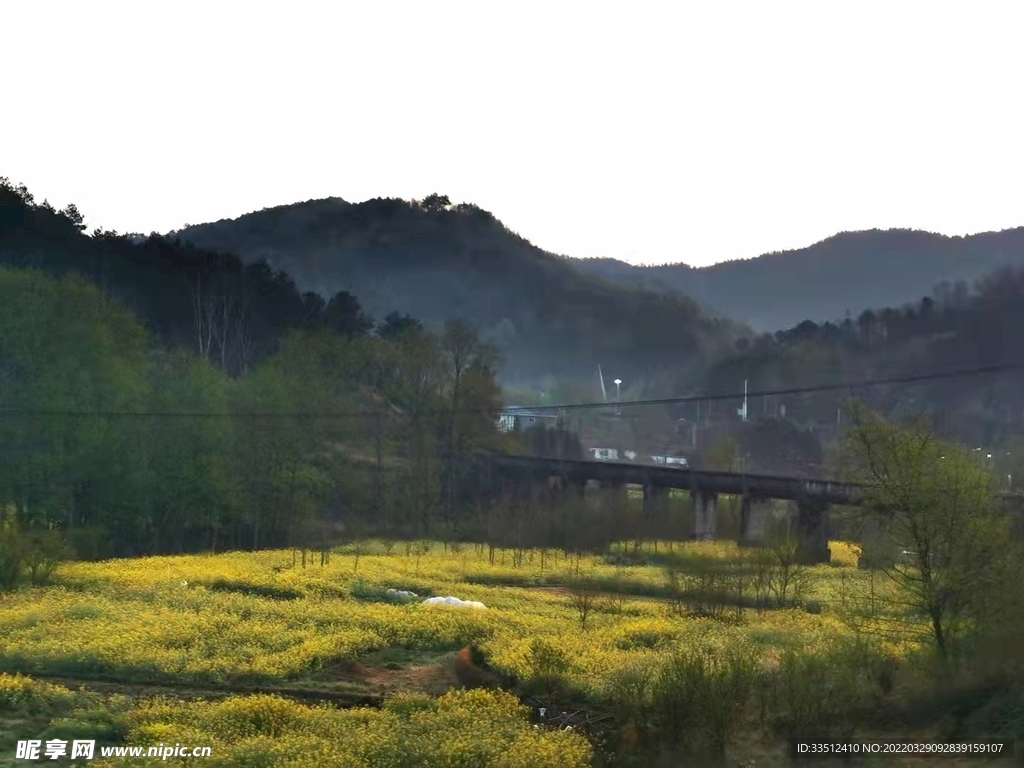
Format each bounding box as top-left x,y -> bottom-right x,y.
5,1 -> 1023,267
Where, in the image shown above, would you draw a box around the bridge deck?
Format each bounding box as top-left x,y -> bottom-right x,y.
482,453 -> 863,505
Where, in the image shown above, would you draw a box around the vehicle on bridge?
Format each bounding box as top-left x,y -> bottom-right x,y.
587,448 -> 689,468
650,454 -> 689,468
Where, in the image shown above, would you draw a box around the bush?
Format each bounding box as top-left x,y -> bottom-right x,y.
604,661 -> 654,732
762,646 -> 868,743
650,647 -> 756,759
0,674 -> 77,716
526,638 -> 574,700
666,562 -> 732,620
0,529 -> 22,591
567,576 -> 598,630
22,530 -> 72,585
0,528 -> 71,591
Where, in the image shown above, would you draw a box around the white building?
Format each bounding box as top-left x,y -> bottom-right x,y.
496,406 -> 559,433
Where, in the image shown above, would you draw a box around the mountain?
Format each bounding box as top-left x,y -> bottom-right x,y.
567,228 -> 1024,331
174,196 -> 742,385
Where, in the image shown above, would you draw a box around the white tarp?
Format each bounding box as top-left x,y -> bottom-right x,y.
423,596 -> 486,609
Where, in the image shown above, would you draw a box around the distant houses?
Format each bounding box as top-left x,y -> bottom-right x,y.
497,406 -> 559,433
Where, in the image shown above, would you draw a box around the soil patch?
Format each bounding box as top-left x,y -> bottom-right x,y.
316,656 -> 460,697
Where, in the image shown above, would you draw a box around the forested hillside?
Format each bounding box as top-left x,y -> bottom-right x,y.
694,266 -> 1024,454
568,228 -> 1024,331
8,174 -> 1024,490
0,178 -> 540,559
174,194 -> 742,383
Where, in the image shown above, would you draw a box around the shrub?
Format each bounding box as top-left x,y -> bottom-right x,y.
0,529 -> 22,591
22,530 -> 72,585
650,647 -> 756,759
604,661 -> 654,735
0,528 -> 72,591
567,577 -> 598,630
526,638 -> 574,701
763,646 -> 868,743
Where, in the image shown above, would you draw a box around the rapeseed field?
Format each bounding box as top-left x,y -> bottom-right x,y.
0,539 -> 926,766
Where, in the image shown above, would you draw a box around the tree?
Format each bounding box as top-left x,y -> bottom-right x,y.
857,309 -> 875,345
420,193 -> 451,212
437,320 -> 501,531
0,268 -> 151,553
143,350 -> 235,553
567,575 -> 598,630
838,403 -> 1009,658
299,291 -> 326,329
59,203 -> 86,232
389,328 -> 444,535
188,268 -> 252,374
704,435 -> 741,472
324,290 -> 373,339
377,311 -> 422,341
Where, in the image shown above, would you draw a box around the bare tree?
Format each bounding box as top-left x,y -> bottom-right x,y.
568,574 -> 598,630
189,273 -> 216,363
188,272 -> 252,374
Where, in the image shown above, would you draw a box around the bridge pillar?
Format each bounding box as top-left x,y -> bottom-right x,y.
642,484 -> 669,519
589,480 -> 628,514
857,516 -> 899,569
547,476 -> 584,505
739,495 -> 771,545
692,491 -> 717,540
567,478 -> 586,501
795,499 -> 831,564
501,476 -> 551,505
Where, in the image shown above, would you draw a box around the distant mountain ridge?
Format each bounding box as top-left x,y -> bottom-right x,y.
566,228 -> 1024,330
175,196 -> 742,384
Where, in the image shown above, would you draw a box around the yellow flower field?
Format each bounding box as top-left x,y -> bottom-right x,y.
0,673 -> 592,768
0,540 -> 917,692
0,539 -> 944,766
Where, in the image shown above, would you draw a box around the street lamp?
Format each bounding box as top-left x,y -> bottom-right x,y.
614,379 -> 622,415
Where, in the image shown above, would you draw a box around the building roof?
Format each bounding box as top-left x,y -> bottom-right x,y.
500,407 -> 558,418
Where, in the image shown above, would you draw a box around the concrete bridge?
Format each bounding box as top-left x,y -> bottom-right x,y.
475,453 -> 1024,564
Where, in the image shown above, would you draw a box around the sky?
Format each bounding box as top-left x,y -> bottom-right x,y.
4,1 -> 1023,267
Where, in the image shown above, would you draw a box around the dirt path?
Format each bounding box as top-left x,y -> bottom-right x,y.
316,657 -> 461,697
11,652 -> 466,707
17,671 -> 384,707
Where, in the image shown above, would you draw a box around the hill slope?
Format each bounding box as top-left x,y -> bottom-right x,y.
175,197 -> 742,383
567,228 -> 1024,331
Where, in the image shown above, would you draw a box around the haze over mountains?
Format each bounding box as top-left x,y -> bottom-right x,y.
568,228 -> 1024,331
7,176 -> 1024,449
177,196 -> 1024,338
174,196 -> 742,385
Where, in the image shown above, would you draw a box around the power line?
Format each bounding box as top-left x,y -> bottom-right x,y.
0,361 -> 1020,420
522,361 -> 1024,414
